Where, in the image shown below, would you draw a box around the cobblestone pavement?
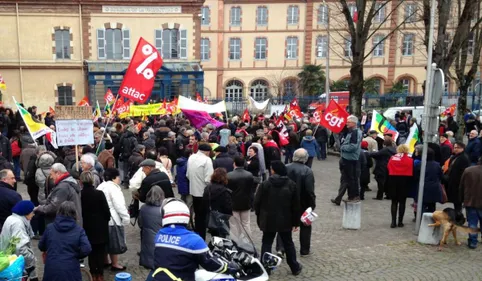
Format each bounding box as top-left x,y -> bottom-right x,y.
20,156 -> 482,281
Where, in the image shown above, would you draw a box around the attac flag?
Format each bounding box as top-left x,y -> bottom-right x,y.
242,109 -> 251,123
0,74 -> 6,91
119,37 -> 163,104
104,89 -> 115,105
320,99 -> 349,134
370,110 -> 399,141
77,96 -> 90,107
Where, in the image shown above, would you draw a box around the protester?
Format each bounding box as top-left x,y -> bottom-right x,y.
96,168 -> 130,271
254,160 -> 302,276
213,146 -> 234,172
416,148 -> 443,213
466,130 -> 481,165
262,134 -> 281,173
35,150 -> 56,205
0,200 -> 38,281
97,141 -> 116,169
359,141 -> 373,200
80,153 -> 102,188
158,147 -> 173,179
439,133 -> 453,166
0,169 -> 21,230
300,129 -> 319,168
203,168 -> 233,238
444,142 -> 470,214
128,144 -> 146,179
139,186 -> 164,270
227,156 -> 254,234
369,139 -> 396,200
314,125 -> 328,160
118,125 -> 138,186
80,171 -> 110,281
39,201 -> 91,281
286,148 -> 315,256
460,156 -> 482,249
138,159 -> 173,203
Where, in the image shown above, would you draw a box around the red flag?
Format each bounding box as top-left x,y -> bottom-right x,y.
287,98 -> 303,119
116,100 -> 131,115
242,109 -> 251,122
353,11 -> 359,23
310,105 -> 325,124
320,100 -> 349,133
119,37 -> 163,104
289,98 -> 301,111
274,119 -> 289,146
104,89 -> 115,105
112,98 -> 124,112
77,96 -> 90,107
48,106 -> 55,115
196,92 -> 203,103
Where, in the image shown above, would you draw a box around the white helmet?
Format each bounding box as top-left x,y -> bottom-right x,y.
161,198 -> 190,226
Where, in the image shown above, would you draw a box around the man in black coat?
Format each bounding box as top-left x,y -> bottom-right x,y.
254,160 -> 302,276
0,169 -> 21,230
286,148 -> 315,256
213,146 -> 234,173
138,159 -> 173,203
314,126 -> 328,160
227,156 -> 254,233
117,127 -> 138,186
128,144 -> 145,178
445,142 -> 471,214
0,126 -> 12,162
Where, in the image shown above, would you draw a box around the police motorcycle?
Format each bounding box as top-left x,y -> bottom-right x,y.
195,216 -> 282,281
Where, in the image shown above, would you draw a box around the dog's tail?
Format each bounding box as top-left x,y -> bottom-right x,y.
457,226 -> 480,234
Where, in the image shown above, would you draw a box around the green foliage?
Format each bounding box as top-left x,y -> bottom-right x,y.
331,80 -> 349,91
387,81 -> 406,94
297,64 -> 326,96
363,78 -> 379,95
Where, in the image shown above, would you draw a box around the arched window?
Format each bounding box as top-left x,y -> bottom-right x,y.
398,77 -> 413,94
283,79 -> 298,96
225,80 -> 243,100
250,80 -> 269,100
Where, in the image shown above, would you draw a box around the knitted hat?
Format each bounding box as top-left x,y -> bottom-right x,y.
361,141 -> 369,149
12,200 -> 35,216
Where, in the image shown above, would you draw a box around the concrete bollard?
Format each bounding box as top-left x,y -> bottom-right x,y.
342,201 -> 361,230
417,212 -> 443,245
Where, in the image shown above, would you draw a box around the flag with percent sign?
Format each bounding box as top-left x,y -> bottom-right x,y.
320,99 -> 349,134
119,37 -> 163,104
104,89 -> 115,105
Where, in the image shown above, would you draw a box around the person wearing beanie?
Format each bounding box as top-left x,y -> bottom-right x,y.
0,200 -> 38,281
254,160 -> 303,276
359,141 -> 373,200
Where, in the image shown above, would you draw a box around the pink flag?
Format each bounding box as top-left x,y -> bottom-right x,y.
181,109 -> 225,129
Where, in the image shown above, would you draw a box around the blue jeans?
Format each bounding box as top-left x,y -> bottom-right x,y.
466,207 -> 482,247
12,156 -> 20,180
284,147 -> 294,164
317,140 -> 327,159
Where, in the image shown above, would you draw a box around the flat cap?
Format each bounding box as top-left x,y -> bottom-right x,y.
139,159 -> 156,167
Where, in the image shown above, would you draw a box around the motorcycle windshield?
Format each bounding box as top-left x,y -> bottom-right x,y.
225,216 -> 257,256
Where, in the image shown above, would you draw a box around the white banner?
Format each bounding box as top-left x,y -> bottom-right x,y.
56,120 -> 94,146
178,96 -> 227,113
247,96 -> 270,113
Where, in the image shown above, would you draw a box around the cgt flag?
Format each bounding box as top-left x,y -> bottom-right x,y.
119,37 -> 163,104
242,109 -> 251,122
320,99 -> 349,134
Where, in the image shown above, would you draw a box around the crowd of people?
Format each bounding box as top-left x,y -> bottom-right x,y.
0,104 -> 481,281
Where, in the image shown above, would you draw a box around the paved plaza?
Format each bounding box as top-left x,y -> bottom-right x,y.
22,156 -> 482,281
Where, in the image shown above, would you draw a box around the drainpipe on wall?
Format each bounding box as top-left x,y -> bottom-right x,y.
16,3 -> 25,103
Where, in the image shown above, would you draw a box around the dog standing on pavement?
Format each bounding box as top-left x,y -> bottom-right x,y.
428,208 -> 480,251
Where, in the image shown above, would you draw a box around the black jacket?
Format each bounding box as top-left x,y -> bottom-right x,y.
81,184 -> 110,245
360,150 -> 373,185
213,153 -> 234,173
0,181 -> 21,230
203,183 -> 232,215
314,126 -> 328,143
446,153 -> 470,204
370,146 -> 396,180
246,156 -> 260,177
118,130 -> 138,161
286,162 -> 316,214
128,151 -> 144,178
254,174 -> 300,232
24,155 -> 38,188
142,137 -> 156,151
440,143 -> 452,166
227,168 -> 254,211
139,169 -> 173,203
0,135 -> 12,162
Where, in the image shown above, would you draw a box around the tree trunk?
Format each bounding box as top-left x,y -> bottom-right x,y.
349,59 -> 364,117
456,86 -> 468,141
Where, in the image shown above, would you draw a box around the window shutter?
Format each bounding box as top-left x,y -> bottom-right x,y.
179,29 -> 188,59
296,37 -> 299,58
122,28 -> 130,59
155,29 -> 163,56
208,39 -> 211,59
97,29 -> 106,59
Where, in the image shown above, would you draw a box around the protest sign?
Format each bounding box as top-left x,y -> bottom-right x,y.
56,120 -> 94,146
55,106 -> 92,120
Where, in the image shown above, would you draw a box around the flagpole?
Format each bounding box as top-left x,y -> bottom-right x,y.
95,94 -> 120,155
13,96 -> 39,146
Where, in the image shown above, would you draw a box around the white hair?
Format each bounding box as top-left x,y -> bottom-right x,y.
51,163 -> 67,173
347,115 -> 358,124
81,154 -> 95,167
293,148 -> 309,163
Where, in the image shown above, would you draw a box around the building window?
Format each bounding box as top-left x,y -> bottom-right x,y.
155,28 -> 188,59
255,37 -> 267,60
257,6 -> 268,26
401,78 -> 411,94
344,37 -> 352,57
287,5 -> 299,25
225,80 -> 243,100
316,36 -> 328,58
402,34 -> 414,56
286,36 -> 298,59
348,4 -> 357,17
201,6 -> 210,26
229,38 -> 241,60
373,35 -> 384,57
201,38 -> 210,61
55,29 -> 70,59
405,4 -> 417,23
250,80 -> 269,100
374,3 -> 385,23
58,85 -> 73,105
283,79 -> 298,96
97,27 -> 130,60
318,5 -> 328,24
230,7 -> 241,26
468,32 -> 474,55
373,79 -> 382,94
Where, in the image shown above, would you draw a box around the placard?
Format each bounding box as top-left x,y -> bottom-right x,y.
56,120 -> 94,146
55,106 -> 92,120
